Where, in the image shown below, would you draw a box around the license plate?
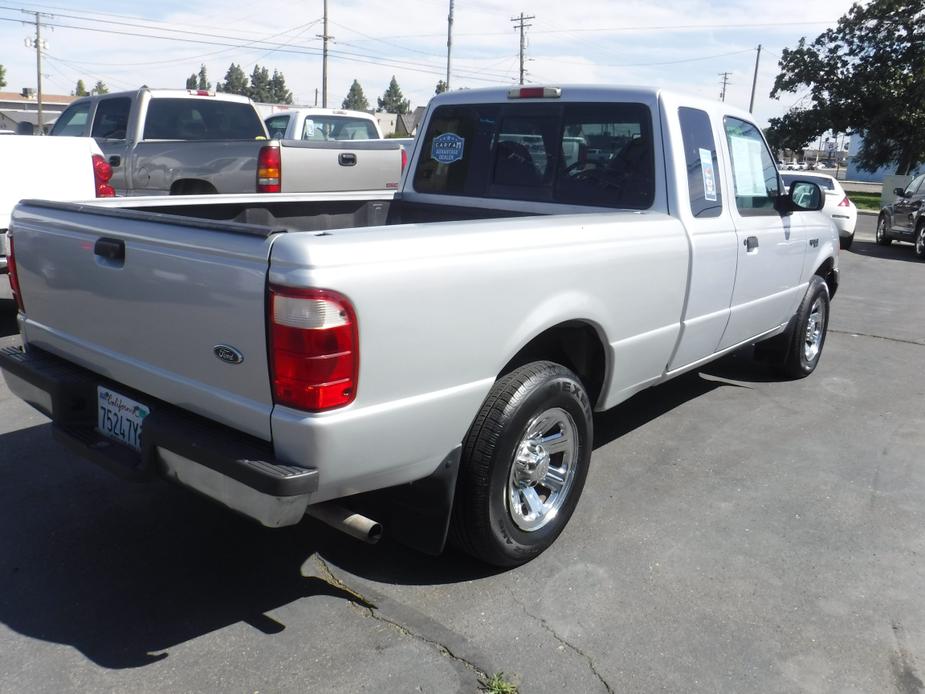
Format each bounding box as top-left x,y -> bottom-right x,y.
96,386 -> 149,451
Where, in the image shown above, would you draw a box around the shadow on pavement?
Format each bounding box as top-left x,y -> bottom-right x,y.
0,349 -> 782,669
847,238 -> 924,263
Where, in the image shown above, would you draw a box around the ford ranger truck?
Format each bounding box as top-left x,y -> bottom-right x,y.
1,86 -> 839,567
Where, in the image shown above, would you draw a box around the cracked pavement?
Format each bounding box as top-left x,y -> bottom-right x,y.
1,216 -> 924,693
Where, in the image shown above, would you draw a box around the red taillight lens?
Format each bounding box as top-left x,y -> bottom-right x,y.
257,145 -> 282,193
269,286 -> 358,411
838,196 -> 851,207
507,86 -> 562,99
92,154 -> 115,197
400,146 -> 408,172
7,234 -> 24,312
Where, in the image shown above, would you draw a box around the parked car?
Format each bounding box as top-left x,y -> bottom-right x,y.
781,172 -> 857,249
0,134 -> 114,303
1,85 -> 838,567
51,88 -> 404,195
876,173 -> 925,258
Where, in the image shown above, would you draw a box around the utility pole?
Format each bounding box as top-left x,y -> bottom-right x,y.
446,0 -> 454,89
317,0 -> 333,107
23,10 -> 49,134
511,12 -> 535,85
719,72 -> 731,102
314,88 -> 319,106
748,44 -> 762,113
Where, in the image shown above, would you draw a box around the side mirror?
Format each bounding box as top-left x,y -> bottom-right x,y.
788,181 -> 824,212
894,187 -> 908,197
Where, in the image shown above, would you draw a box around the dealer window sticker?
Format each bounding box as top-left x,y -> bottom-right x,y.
699,147 -> 717,202
431,132 -> 465,164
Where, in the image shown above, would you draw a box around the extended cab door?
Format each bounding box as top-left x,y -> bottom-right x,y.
89,96 -> 134,193
717,116 -> 806,350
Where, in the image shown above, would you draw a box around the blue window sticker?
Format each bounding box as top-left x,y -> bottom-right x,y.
432,133 -> 465,164
699,147 -> 717,202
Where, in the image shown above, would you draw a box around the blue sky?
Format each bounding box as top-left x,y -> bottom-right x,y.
0,0 -> 861,126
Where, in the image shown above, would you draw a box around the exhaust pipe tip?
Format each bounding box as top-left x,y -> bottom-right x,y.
305,502 -> 383,544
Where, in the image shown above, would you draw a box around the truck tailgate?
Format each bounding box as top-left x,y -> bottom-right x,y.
11,201 -> 278,440
279,140 -> 403,193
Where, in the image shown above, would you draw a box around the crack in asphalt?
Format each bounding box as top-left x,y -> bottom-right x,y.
507,588 -> 614,694
312,556 -> 491,686
830,329 -> 925,347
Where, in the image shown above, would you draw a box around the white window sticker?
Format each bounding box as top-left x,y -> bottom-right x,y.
699,147 -> 717,202
304,119 -> 315,137
729,134 -> 767,197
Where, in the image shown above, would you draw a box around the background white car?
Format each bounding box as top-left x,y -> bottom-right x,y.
782,171 -> 858,249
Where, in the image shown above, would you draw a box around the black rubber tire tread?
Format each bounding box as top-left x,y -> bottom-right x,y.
774,275 -> 830,380
840,234 -> 853,251
876,216 -> 892,246
450,361 -> 592,567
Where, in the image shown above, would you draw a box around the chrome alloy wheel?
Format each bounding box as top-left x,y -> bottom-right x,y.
506,407 -> 579,532
876,218 -> 887,243
916,225 -> 925,256
803,297 -> 827,363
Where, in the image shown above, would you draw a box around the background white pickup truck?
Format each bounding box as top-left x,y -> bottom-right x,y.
1,85 -> 838,567
0,135 -> 113,302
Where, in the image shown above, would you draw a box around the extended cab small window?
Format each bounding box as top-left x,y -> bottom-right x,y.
414,101 -> 654,209
51,102 -> 91,136
723,117 -> 780,216
91,97 -> 131,140
679,107 -> 722,218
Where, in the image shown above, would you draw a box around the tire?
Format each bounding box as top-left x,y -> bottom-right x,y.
875,216 -> 892,246
450,361 -> 593,567
915,223 -> 925,259
839,234 -> 854,251
774,275 -> 830,379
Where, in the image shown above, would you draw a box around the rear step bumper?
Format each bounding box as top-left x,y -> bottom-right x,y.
0,345 -> 318,527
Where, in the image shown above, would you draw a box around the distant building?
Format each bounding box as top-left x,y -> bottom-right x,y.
845,133 -> 922,183
0,90 -> 76,134
395,106 -> 426,137
374,112 -> 397,136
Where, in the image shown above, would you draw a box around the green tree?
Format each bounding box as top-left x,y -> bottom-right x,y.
217,63 -> 249,96
248,65 -> 271,102
771,0 -> 925,174
377,76 -> 411,114
268,69 -> 292,104
185,73 -> 197,89
74,79 -> 89,97
435,80 -> 448,95
197,64 -> 210,91
91,81 -> 109,95
0,64 -> 6,89
342,79 -> 369,111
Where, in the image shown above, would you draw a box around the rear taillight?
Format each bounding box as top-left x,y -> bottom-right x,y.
838,196 -> 851,207
257,145 -> 282,193
269,286 -> 358,411
92,154 -> 115,197
401,146 -> 408,172
7,234 -> 24,312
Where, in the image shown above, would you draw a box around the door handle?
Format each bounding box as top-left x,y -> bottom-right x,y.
744,236 -> 759,251
109,155 -> 122,167
338,152 -> 357,167
94,237 -> 125,262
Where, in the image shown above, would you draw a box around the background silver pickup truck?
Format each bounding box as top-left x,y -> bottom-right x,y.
3,85 -> 838,567
52,88 -> 404,195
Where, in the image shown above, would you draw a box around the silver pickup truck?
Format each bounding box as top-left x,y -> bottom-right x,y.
51,88 -> 404,195
2,86 -> 838,567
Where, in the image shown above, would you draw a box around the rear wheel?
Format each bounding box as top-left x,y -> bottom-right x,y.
915,222 -> 925,259
451,361 -> 593,567
840,234 -> 854,251
876,216 -> 892,246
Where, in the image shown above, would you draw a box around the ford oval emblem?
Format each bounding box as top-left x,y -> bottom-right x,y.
213,345 -> 244,365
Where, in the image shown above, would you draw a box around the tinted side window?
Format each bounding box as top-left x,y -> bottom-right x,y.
678,107 -> 722,218
265,115 -> 290,139
143,99 -> 265,140
91,97 -> 131,139
51,102 -> 91,136
724,117 -> 780,216
905,175 -> 925,197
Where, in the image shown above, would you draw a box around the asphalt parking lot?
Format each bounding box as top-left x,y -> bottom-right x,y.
1,214 -> 923,694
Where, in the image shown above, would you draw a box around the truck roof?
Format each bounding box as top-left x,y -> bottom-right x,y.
69,87 -> 255,105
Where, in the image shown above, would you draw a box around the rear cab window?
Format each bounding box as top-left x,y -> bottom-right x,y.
143,98 -> 266,140
301,116 -> 379,141
413,101 -> 655,209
